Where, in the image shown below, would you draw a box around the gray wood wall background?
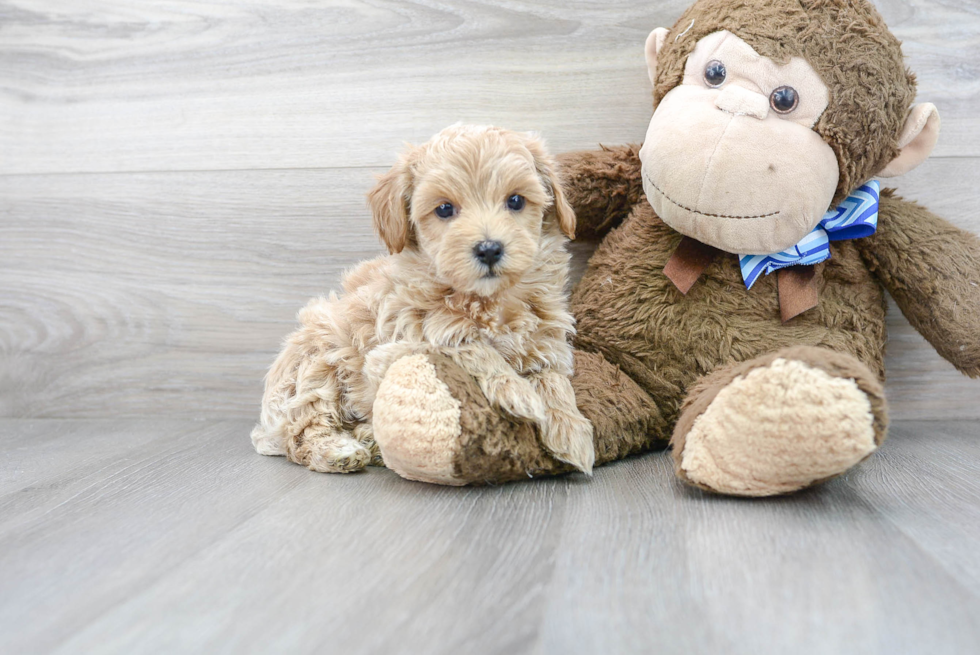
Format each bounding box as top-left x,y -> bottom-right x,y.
1,0 -> 978,420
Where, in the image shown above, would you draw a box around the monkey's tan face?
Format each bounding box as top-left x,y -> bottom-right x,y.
640,31 -> 840,255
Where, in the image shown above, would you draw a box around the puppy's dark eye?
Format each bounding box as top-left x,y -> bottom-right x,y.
704,60 -> 726,87
770,86 -> 799,114
506,194 -> 525,211
434,202 -> 456,219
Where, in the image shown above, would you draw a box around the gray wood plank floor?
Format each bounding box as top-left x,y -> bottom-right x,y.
2,419 -> 979,654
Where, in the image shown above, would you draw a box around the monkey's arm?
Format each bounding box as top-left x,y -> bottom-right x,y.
860,191 -> 980,377
557,144 -> 646,240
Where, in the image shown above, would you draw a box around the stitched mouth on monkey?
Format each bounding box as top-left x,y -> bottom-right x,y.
643,172 -> 780,221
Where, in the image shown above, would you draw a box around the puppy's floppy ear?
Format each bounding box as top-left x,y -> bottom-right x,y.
524,133 -> 576,239
367,153 -> 414,254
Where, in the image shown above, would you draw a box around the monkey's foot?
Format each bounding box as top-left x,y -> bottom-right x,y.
671,346 -> 888,497
372,350 -> 664,486
372,353 -> 577,486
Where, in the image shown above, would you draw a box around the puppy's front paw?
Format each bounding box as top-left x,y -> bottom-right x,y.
352,423 -> 385,467
306,436 -> 372,474
542,410 -> 595,475
484,375 -> 547,425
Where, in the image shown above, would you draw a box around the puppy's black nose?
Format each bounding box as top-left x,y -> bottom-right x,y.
473,240 -> 504,267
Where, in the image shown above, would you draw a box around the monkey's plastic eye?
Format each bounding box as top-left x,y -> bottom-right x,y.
704,60 -> 726,87
506,194 -> 526,211
770,86 -> 799,114
435,202 -> 456,219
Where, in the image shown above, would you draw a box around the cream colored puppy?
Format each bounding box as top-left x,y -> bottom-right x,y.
251,125 -> 595,476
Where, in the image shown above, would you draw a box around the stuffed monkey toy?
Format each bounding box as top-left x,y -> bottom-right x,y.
371,0 -> 980,495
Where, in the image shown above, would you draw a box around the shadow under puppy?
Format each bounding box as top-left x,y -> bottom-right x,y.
251,125 -> 594,479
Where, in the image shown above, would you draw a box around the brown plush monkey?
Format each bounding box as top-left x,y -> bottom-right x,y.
371,0 -> 980,495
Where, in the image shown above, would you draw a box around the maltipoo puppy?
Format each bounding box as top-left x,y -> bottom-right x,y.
251,125 -> 595,476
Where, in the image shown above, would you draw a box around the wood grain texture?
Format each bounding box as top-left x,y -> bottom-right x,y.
0,168 -> 385,417
0,418 -> 978,654
0,0 -> 978,176
1,0 -> 979,419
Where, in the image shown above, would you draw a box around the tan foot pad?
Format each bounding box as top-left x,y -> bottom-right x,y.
373,354 -> 465,485
680,358 -> 877,496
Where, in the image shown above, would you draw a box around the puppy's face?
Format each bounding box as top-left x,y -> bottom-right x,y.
368,126 -> 575,297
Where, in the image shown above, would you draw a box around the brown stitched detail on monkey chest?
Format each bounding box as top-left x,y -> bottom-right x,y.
645,175 -> 781,220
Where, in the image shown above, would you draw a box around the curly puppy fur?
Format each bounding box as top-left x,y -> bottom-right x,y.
251,125 -> 595,474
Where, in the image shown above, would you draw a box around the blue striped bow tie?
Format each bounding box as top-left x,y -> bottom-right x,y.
739,180 -> 880,289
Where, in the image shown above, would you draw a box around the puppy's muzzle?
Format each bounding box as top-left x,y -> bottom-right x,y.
473,240 -> 504,270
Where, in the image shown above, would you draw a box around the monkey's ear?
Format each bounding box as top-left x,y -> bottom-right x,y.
645,27 -> 670,86
878,103 -> 941,178
367,154 -> 414,254
525,133 -> 576,239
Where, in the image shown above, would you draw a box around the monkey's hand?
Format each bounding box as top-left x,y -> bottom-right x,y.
557,144 -> 646,241
861,192 -> 980,377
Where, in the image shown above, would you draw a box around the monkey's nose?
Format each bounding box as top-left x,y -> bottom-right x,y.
715,85 -> 769,120
473,240 -> 504,267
